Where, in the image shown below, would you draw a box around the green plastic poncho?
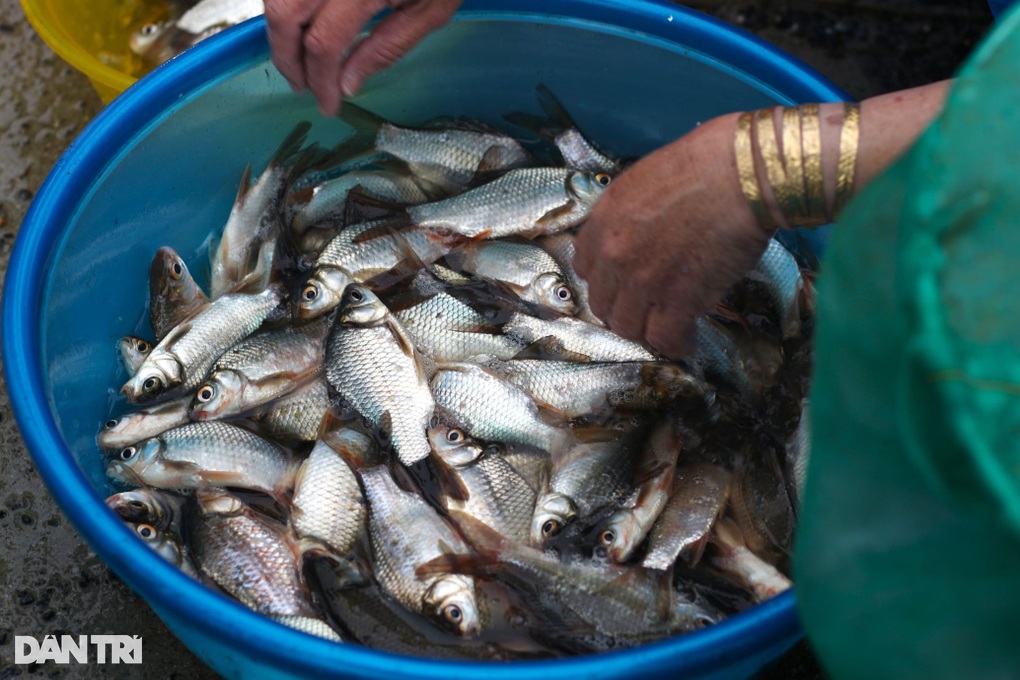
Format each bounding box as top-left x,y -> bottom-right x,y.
795,7 -> 1020,679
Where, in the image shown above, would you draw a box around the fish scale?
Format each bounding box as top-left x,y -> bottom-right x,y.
193,318 -> 328,418
443,452 -> 537,545
325,323 -> 434,465
395,293 -> 525,362
431,363 -> 567,452
316,220 -> 447,274
108,421 -> 299,495
253,378 -> 330,443
503,313 -> 656,363
408,168 -> 600,239
377,124 -> 530,191
292,438 -> 370,556
191,492 -> 318,619
124,286 -> 284,402
359,467 -> 473,618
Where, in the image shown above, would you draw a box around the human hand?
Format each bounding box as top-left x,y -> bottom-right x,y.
573,113 -> 774,360
265,0 -> 462,116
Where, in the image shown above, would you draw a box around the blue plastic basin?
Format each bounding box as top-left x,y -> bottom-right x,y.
3,2 -> 846,677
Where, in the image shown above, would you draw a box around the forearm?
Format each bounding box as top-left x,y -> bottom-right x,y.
748,80 -> 951,228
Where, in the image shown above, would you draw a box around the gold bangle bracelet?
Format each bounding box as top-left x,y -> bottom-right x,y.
834,102 -> 861,215
735,112 -> 780,233
779,106 -> 810,225
799,103 -> 826,224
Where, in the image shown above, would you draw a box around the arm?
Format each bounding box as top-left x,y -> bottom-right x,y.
573,80 -> 951,359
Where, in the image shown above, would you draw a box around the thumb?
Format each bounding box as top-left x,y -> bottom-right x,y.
340,0 -> 462,97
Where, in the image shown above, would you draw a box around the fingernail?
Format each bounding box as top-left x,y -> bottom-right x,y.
341,70 -> 362,98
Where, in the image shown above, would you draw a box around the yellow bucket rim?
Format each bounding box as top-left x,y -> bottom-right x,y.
19,0 -> 138,96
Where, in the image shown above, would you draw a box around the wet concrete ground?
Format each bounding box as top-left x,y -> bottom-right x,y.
0,0 -> 995,677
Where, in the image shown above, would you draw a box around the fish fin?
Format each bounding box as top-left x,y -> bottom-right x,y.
569,423 -> 626,444
534,401 -> 572,428
503,110 -> 558,141
429,450 -> 471,503
350,214 -> 417,245
224,238 -> 278,295
286,185 -> 315,207
445,509 -> 514,557
534,84 -> 578,131
233,164 -> 253,205
269,121 -> 313,168
415,552 -> 496,579
638,361 -> 707,401
440,249 -> 467,273
535,201 -> 577,231
334,102 -> 384,157
511,336 -> 592,362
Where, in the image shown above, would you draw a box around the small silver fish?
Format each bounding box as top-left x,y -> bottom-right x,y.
211,122 -> 310,299
188,488 -> 334,624
430,363 -> 569,453
292,433 -> 377,557
292,169 -> 432,234
249,377 -> 330,443
97,397 -> 192,450
504,313 -> 656,362
131,0 -> 264,65
530,425 -> 646,546
149,247 -> 209,341
338,103 -> 532,194
445,240 -> 578,316
119,336 -> 153,376
408,168 -> 611,240
642,463 -> 731,571
429,420 -> 539,545
708,517 -> 792,603
106,422 -> 299,497
122,285 -> 284,403
106,488 -> 184,531
535,232 -> 604,326
297,220 -> 448,321
129,521 -> 199,579
599,421 -> 683,563
394,292 -> 525,363
324,285 -> 435,465
190,318 -> 328,420
359,465 -> 480,637
483,358 -> 705,419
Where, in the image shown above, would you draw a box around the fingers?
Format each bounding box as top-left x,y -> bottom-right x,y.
303,0 -> 387,116
265,0 -> 325,92
340,0 -> 461,98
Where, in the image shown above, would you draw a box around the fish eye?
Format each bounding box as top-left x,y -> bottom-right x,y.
141,23 -> 159,36
197,385 -> 215,403
347,288 -> 365,303
301,285 -> 318,302
446,429 -> 464,443
541,520 -> 560,537
442,604 -> 463,624
103,419 -> 119,430
142,377 -> 161,393
136,340 -> 150,352
554,285 -> 573,301
600,530 -> 615,545
129,500 -> 146,509
169,261 -> 184,280
595,173 -> 612,186
119,447 -> 137,461
135,524 -> 156,539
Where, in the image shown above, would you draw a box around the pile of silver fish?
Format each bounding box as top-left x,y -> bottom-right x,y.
130,0 -> 264,66
100,90 -> 814,659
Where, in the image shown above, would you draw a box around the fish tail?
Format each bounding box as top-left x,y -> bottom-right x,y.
334,102 -> 385,158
